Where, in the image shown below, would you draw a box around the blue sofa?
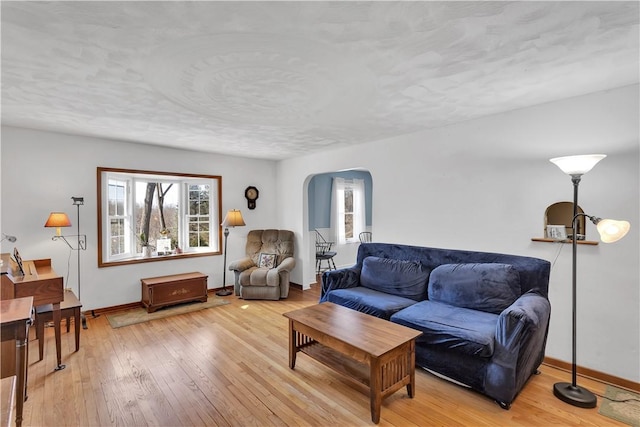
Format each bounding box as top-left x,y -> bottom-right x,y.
320,242 -> 551,409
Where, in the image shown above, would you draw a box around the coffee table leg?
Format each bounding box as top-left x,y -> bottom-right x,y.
370,357 -> 382,423
288,319 -> 296,369
407,340 -> 416,398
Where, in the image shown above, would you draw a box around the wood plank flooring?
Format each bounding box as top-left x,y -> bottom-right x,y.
21,284 -> 627,426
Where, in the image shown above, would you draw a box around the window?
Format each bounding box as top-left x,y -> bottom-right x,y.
98,167 -> 222,267
107,177 -> 130,258
187,183 -> 211,248
331,177 -> 365,244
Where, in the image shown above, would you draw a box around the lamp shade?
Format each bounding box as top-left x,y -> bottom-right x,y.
549,154 -> 606,176
595,218 -> 630,243
45,212 -> 71,236
221,209 -> 246,227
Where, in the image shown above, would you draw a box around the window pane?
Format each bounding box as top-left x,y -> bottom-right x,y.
345,213 -> 353,239
110,218 -> 125,255
116,185 -> 125,215
344,188 -> 354,238
108,180 -> 126,217
344,189 -> 353,213
187,184 -> 211,248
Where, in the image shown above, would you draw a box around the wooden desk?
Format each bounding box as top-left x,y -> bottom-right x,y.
1,254 -> 65,371
1,296 -> 33,427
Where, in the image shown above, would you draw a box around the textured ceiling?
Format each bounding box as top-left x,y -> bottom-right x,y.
1,1 -> 638,160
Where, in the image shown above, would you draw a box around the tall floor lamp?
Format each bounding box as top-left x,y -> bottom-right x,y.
550,154 -> 630,408
45,196 -> 89,329
216,209 -> 246,297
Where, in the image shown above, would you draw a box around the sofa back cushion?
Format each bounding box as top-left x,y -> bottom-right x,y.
428,263 -> 521,314
360,256 -> 429,301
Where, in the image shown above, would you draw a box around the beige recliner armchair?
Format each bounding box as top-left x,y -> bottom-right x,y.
228,229 -> 296,300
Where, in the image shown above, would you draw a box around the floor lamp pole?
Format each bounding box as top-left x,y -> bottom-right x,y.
552,174 -> 597,408
216,227 -> 232,296
72,197 -> 91,329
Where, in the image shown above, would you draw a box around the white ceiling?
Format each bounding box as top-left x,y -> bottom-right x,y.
2,1 -> 638,160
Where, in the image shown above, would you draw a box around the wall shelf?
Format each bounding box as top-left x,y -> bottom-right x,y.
531,237 -> 598,245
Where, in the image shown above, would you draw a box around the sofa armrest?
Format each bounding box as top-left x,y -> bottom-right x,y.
228,257 -> 255,272
487,291 -> 551,403
319,267 -> 361,302
495,291 -> 551,349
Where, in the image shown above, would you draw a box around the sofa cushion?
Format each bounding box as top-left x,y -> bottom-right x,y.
428,263 -> 521,314
326,287 -> 418,320
360,256 -> 429,301
391,300 -> 499,358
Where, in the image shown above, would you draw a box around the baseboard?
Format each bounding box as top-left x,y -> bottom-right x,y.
88,301 -> 142,316
87,288 -> 230,316
543,356 -> 640,393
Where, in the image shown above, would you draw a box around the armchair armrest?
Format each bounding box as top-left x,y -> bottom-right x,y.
266,257 -> 296,288
228,257 -> 255,272
275,256 -> 295,272
319,266 -> 361,302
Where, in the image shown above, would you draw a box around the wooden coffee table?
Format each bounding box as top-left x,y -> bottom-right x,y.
283,302 -> 422,423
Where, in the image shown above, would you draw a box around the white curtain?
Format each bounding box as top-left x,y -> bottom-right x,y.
331,177 -> 345,243
352,178 -> 366,240
331,177 -> 366,244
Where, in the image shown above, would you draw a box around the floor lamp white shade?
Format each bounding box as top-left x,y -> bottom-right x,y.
549,154 -> 606,176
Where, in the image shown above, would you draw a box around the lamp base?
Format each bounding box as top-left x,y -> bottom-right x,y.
215,288 -> 233,297
553,382 -> 597,408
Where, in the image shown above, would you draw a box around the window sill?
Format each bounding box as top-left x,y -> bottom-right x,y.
99,250 -> 220,268
531,237 -> 598,245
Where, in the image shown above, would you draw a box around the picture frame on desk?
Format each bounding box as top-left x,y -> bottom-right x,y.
12,248 -> 24,276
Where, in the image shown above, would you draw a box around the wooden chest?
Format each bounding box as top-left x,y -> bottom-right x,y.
141,272 -> 208,313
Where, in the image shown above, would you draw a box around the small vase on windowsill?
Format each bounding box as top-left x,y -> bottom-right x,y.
141,246 -> 152,258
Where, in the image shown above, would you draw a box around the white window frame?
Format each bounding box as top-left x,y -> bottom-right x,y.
106,176 -> 132,261
331,177 -> 366,244
183,180 -> 218,253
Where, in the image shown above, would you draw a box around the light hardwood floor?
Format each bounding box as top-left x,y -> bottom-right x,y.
23,284 -> 627,426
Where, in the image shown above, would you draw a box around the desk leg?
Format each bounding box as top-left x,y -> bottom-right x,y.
15,321 -> 28,427
52,303 -> 65,371
74,308 -> 81,352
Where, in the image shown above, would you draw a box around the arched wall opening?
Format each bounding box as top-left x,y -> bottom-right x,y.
304,169 -> 373,288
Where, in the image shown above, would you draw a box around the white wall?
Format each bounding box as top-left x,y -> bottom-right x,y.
1,127 -> 279,309
278,85 -> 640,382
